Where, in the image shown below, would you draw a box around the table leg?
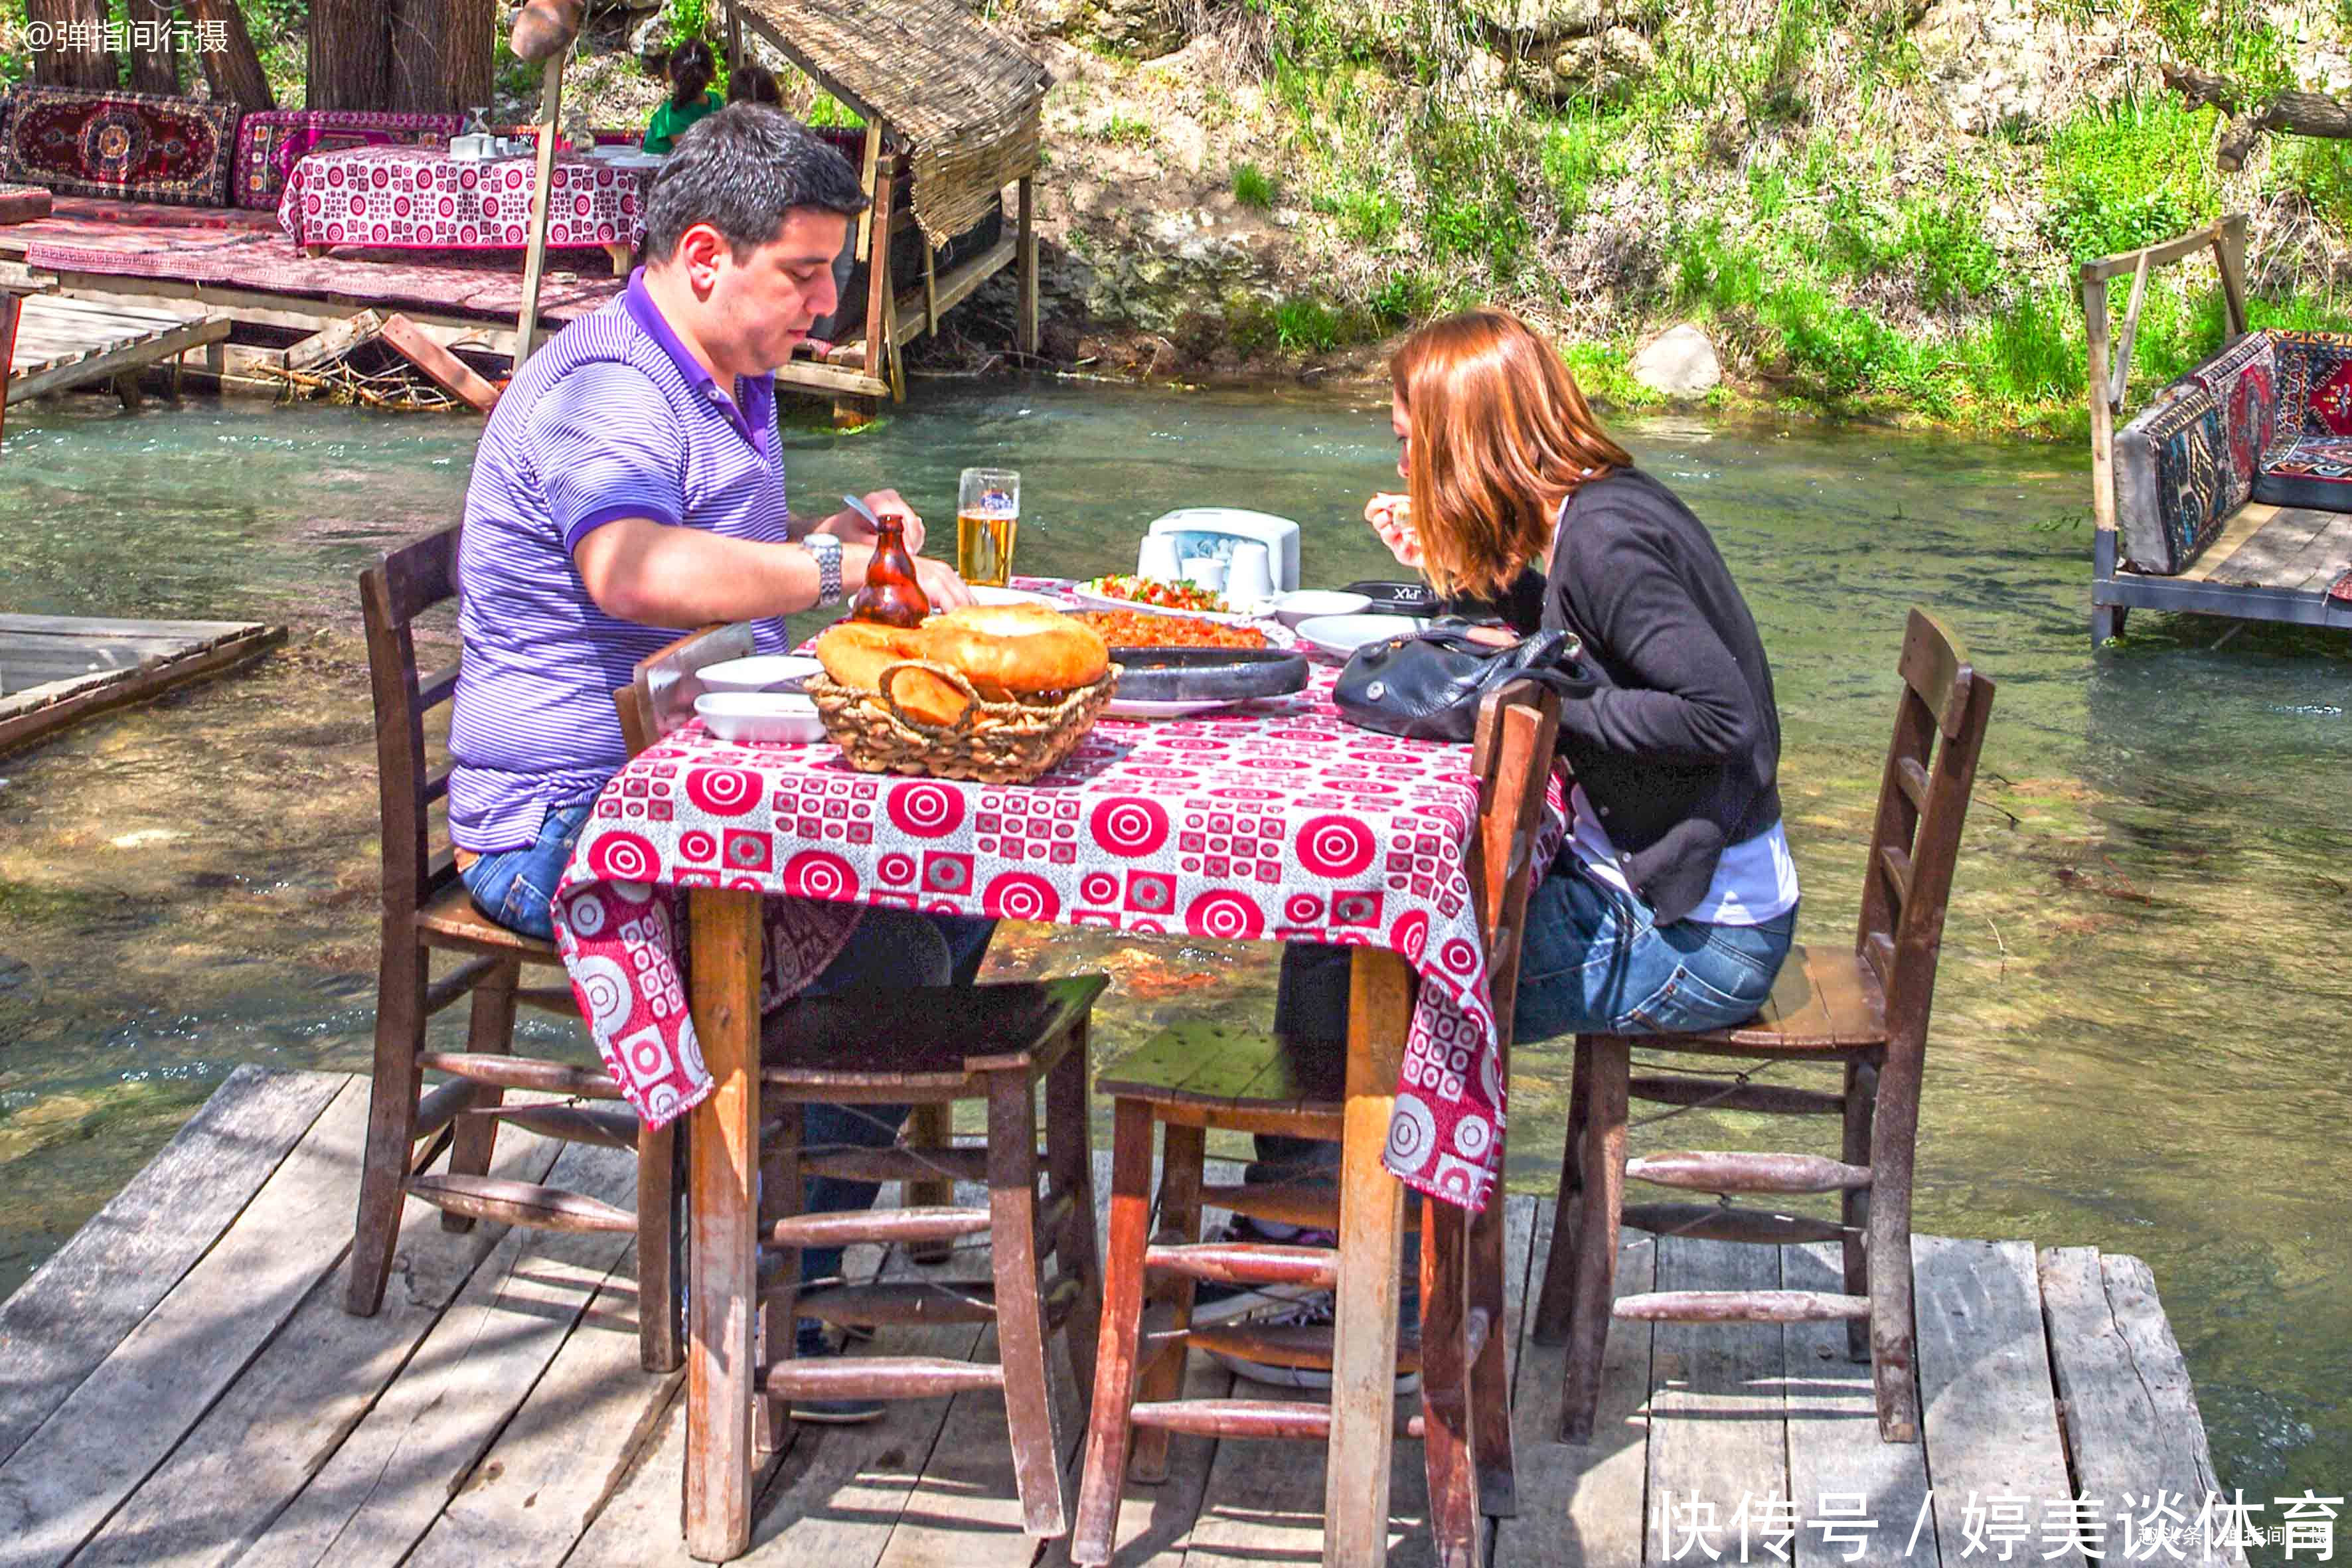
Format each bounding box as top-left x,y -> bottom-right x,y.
1324,946 -> 1413,1568
685,886 -> 762,1562
605,241 -> 633,275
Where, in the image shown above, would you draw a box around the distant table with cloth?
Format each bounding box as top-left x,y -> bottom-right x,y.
275,143 -> 651,274
547,591 -> 1568,1561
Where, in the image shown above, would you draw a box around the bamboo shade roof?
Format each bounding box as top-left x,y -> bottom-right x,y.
732,0 -> 1051,244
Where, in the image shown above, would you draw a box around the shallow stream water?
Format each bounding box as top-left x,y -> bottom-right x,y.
1,382 -> 2346,1523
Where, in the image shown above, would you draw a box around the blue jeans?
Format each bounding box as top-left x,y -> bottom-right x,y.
1262,856 -> 1796,1178
459,803 -> 998,1289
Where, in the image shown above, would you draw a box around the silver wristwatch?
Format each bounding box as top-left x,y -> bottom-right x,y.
807,534 -> 844,607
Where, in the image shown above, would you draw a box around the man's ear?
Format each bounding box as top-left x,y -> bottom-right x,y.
673,223 -> 727,294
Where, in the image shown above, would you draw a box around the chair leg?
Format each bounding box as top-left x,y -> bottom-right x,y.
347,935 -> 428,1317
1128,1119 -> 1203,1486
637,1117 -> 682,1373
755,1101 -> 803,1460
1420,1196 -> 1484,1568
987,1071 -> 1068,1539
1530,1039 -> 1593,1346
1071,1098 -> 1156,1568
440,959 -> 521,1233
1842,1056 -> 1878,1364
1044,1026 -> 1102,1415
903,1101 -> 955,1264
1466,1180 -> 1517,1516
1558,1035 -> 1628,1444
1866,1042 -> 1923,1445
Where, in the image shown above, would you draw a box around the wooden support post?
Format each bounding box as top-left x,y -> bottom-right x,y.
1325,946 -> 1413,1568
282,308 -> 390,376
862,129 -> 893,386
1016,177 -> 1039,356
725,0 -> 743,72
0,290 -> 22,449
685,886 -> 762,1563
923,244 -> 938,340
112,370 -> 141,410
513,54 -> 567,370
382,313 -> 502,413
2216,214 -> 2250,338
2082,271 -> 2117,645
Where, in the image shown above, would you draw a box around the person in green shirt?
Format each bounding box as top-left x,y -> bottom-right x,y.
642,39 -> 720,154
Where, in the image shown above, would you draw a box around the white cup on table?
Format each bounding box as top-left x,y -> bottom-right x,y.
1181,555 -> 1228,594
1227,541 -> 1275,605
1137,532 -> 1182,582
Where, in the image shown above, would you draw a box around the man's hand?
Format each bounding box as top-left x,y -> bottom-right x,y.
814,488 -> 927,554
1365,491 -> 1422,568
913,556 -> 973,609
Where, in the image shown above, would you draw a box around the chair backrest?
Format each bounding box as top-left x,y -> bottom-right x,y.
1855,607 -> 1997,1046
614,622 -> 755,755
359,524 -> 463,929
1463,680 -> 1565,1054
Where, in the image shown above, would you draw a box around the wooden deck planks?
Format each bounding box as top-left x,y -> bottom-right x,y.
2184,503 -> 2352,590
0,614 -> 283,756
5,294 -> 226,402
70,1125 -> 571,1568
0,1065 -> 339,1473
0,1076 -> 373,1568
0,1072 -> 2251,1568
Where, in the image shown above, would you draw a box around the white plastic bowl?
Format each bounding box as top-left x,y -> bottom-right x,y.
696,655 -> 823,695
1293,613 -> 1433,660
694,691 -> 828,745
1270,589 -> 1372,629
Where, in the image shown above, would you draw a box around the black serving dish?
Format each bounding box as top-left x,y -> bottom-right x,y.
1107,646 -> 1309,704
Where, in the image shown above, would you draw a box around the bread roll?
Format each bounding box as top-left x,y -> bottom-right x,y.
923,605 -> 1109,694
814,621 -> 971,727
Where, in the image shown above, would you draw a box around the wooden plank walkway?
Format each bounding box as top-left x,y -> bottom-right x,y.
7,294 -> 226,404
0,1070 -> 2247,1567
2095,501 -> 2352,639
0,613 -> 284,757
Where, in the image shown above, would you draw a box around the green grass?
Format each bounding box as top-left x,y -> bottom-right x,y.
804,92 -> 865,130
1233,162 -> 1277,210
1095,113 -> 1156,147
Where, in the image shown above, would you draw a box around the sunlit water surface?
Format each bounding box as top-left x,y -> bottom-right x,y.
1,384 -> 2346,1518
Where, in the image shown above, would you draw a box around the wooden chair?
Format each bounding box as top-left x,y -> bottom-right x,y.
1531,607 -> 1996,1446
344,525 -> 700,1372
753,973 -> 1108,1538
1071,682 -> 1562,1568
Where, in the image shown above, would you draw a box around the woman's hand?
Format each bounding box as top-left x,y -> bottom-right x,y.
1364,491 -> 1422,568
913,556 -> 973,609
817,489 -> 927,554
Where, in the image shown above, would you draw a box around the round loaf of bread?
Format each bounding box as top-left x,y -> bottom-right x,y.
922,605 -> 1110,694
813,621 -> 971,727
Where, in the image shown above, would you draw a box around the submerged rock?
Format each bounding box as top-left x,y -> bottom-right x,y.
1631,323 -> 1721,397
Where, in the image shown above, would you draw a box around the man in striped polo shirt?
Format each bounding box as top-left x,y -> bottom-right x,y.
449,106 -> 987,1422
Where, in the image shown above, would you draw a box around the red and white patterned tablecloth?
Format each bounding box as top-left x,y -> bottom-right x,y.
551,648 -> 1563,1215
276,144 -> 648,252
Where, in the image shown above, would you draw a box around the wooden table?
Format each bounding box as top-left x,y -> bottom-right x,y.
676,894 -> 1420,1565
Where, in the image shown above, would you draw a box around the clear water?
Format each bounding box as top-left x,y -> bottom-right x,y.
1,385 -> 2346,1518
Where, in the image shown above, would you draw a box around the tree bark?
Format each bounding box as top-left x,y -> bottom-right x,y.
306,0 -> 390,110
183,0 -> 276,109
25,0 -> 119,90
2162,60 -> 2352,171
388,0 -> 497,114
125,0 -> 178,94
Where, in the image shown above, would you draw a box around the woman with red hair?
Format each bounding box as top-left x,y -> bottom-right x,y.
1208,310 -> 1802,1373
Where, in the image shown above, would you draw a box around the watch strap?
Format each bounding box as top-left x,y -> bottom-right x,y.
808,534 -> 844,607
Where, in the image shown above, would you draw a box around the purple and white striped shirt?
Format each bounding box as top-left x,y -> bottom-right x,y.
449,270 -> 791,852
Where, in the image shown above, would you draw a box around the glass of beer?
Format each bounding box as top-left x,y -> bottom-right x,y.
957,467 -> 1020,587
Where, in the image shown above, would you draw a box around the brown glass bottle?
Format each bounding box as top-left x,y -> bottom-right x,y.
848,511 -> 931,628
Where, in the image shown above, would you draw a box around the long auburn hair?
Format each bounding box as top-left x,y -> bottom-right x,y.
1389,309 -> 1633,599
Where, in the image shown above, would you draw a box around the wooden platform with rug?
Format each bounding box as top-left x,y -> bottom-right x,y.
0,1067 -> 2246,1567
0,613 -> 283,756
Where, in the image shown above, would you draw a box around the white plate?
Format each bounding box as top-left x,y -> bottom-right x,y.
1105,696 -> 1252,720
694,691 -> 827,744
1269,589 -> 1372,629
1293,613 -> 1433,659
696,654 -> 822,695
1065,584 -> 1261,626
967,585 -> 1069,609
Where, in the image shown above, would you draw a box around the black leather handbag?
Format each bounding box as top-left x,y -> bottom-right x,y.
1331,624 -> 1595,743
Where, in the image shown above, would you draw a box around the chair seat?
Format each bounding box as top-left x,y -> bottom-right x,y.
415,880 -> 560,961
760,973 -> 1107,1091
1612,943 -> 1886,1055
1096,1020 -> 1344,1114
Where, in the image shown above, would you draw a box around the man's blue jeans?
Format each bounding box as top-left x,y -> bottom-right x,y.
459,802 -> 998,1291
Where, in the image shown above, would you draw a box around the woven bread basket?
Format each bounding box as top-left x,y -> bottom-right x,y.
805,661 -> 1116,784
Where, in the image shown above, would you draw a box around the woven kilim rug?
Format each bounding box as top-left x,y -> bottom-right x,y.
0,86 -> 239,206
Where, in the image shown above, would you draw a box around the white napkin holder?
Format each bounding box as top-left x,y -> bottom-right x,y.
1138,508 -> 1300,595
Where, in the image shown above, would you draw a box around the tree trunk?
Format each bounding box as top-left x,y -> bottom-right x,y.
306,0 -> 390,110
2161,60 -> 2352,171
387,0 -> 497,114
125,0 -> 179,95
25,0 -> 120,90
183,0 -> 276,109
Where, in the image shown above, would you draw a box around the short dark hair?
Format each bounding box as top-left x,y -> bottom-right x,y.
642,105 -> 868,264
729,63 -> 783,106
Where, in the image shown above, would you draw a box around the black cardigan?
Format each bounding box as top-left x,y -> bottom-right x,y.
1506,467 -> 1785,925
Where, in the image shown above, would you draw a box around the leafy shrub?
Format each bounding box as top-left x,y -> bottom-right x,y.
1233,163 -> 1277,210
1275,297 -> 1344,353
1369,269 -> 1437,329
1901,196 -> 2003,309
2040,96 -> 2216,264
1095,113 -> 1154,147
